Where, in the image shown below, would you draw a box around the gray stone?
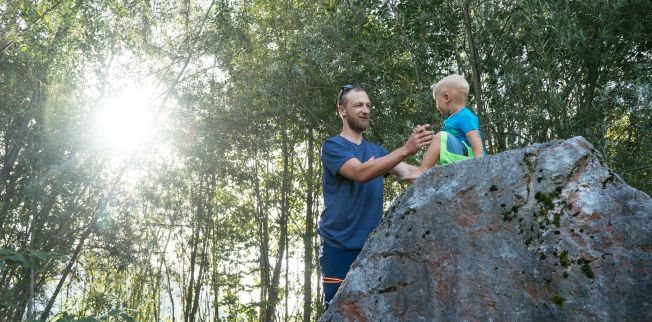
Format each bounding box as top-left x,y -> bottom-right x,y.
320,137 -> 652,322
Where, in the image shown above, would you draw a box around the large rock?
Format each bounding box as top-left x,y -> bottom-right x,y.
320,137 -> 652,321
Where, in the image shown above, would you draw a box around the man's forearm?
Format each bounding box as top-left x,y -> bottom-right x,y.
339,126 -> 434,183
390,162 -> 420,180
343,147 -> 410,183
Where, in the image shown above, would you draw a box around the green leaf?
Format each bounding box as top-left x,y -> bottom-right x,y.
55,312 -> 101,322
32,250 -> 69,262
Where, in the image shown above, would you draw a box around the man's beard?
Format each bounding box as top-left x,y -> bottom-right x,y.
347,114 -> 370,132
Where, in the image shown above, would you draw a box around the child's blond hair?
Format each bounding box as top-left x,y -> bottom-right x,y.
432,74 -> 470,104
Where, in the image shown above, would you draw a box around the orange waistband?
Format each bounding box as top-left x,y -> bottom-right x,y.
322,276 -> 344,284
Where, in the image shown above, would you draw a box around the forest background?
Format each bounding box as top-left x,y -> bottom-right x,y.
1,0 -> 650,321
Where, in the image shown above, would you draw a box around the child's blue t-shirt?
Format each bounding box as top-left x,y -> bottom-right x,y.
442,107 -> 481,146
318,135 -> 388,250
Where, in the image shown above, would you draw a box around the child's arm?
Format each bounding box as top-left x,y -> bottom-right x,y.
465,130 -> 484,158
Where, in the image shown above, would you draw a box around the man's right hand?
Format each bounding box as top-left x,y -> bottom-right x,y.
403,124 -> 434,155
412,124 -> 429,135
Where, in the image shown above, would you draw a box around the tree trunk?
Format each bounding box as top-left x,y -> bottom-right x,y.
462,2 -> 484,117
284,223 -> 289,322
164,253 -> 176,322
391,2 -> 423,88
190,235 -> 208,320
264,129 -> 290,322
254,148 -> 271,321
184,177 -> 203,322
462,1 -> 491,152
39,225 -> 92,320
302,127 -> 314,322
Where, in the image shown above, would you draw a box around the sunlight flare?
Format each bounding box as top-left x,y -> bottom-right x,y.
93,87 -> 157,154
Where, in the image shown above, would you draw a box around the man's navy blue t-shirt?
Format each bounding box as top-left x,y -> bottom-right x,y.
318,135 -> 388,250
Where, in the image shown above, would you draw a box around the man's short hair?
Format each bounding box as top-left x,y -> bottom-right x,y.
337,85 -> 366,107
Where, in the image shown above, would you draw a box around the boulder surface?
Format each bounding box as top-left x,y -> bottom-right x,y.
320,137 -> 652,321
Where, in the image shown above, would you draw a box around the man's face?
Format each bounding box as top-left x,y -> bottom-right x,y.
341,91 -> 371,132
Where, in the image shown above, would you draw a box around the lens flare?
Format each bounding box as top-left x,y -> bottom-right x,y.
94,88 -> 156,154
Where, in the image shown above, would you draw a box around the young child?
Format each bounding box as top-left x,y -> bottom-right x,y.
410,74 -> 485,179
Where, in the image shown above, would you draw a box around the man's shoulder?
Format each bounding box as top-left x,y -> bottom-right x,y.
323,135 -> 379,148
363,139 -> 384,150
324,135 -> 344,144
321,136 -> 351,158
322,135 -> 348,149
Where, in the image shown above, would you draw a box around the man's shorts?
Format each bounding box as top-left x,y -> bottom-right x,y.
439,131 -> 473,165
319,242 -> 361,307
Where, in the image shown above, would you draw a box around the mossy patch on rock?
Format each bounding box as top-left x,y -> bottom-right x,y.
578,258 -> 595,279
551,295 -> 566,306
559,251 -> 570,267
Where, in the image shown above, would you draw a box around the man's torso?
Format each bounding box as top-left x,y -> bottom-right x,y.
318,135 -> 388,250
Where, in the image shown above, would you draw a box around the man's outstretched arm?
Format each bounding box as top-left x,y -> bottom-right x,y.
338,126 -> 433,183
389,162 -> 421,181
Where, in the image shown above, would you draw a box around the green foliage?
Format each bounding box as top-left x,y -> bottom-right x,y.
54,309 -> 135,322
0,248 -> 69,269
0,0 -> 649,321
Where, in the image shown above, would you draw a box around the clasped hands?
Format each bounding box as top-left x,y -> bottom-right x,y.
403,124 -> 434,154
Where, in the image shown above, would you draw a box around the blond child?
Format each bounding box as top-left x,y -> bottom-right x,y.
409,74 -> 485,180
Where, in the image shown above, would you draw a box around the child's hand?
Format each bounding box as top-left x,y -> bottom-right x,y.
412,124 -> 431,135
404,126 -> 434,155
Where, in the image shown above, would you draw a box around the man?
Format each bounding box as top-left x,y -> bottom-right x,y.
318,84 -> 434,307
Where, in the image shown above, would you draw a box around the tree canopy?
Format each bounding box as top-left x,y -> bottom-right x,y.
1,0 -> 650,321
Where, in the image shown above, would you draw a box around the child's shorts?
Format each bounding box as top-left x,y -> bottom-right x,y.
439,131 -> 473,165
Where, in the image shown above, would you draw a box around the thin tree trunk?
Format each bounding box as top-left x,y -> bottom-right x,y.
211,246 -> 220,322
39,225 -> 92,320
284,224 -> 289,322
190,175 -> 211,321
23,267 -> 34,321
184,177 -> 203,322
302,127 -> 314,322
164,252 -> 176,322
254,153 -> 271,321
0,142 -> 21,197
264,129 -> 290,322
390,2 -> 423,88
462,1 -> 484,119
184,233 -> 199,321
314,158 -> 324,318
206,173 -> 220,322
190,235 -> 208,320
579,64 -> 600,135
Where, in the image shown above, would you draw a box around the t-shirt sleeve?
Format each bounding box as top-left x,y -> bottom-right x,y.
379,145 -> 389,158
321,139 -> 355,176
458,110 -> 480,134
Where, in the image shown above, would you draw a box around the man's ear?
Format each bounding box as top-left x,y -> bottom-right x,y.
338,105 -> 346,119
